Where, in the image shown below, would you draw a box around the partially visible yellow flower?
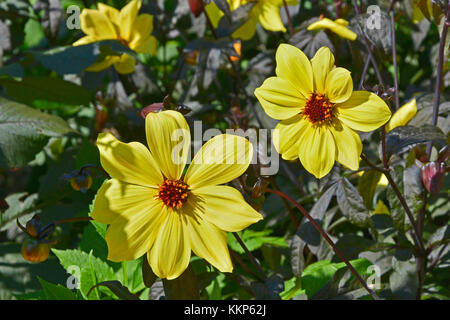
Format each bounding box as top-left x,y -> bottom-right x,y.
357,171 -> 389,187
254,44 -> 391,179
73,0 -> 157,74
385,99 -> 417,132
307,17 -> 357,41
373,199 -> 390,215
91,110 -> 262,280
205,0 -> 299,40
412,0 -> 433,23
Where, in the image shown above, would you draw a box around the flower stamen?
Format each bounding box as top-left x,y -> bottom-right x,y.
156,179 -> 189,209
303,93 -> 334,125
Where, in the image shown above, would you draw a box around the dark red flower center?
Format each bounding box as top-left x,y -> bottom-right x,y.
303,93 -> 334,124
156,179 -> 189,209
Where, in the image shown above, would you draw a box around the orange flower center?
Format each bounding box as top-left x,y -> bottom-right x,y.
118,37 -> 128,47
156,179 -> 189,209
303,93 -> 334,124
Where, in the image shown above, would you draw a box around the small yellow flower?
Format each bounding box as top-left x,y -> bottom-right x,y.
205,0 -> 299,40
254,44 -> 391,179
307,17 -> 357,41
91,110 -> 262,280
373,199 -> 390,215
385,98 -> 417,132
73,0 -> 157,74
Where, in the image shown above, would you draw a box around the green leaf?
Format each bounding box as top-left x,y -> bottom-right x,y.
0,97 -> 73,167
0,76 -> 92,109
87,281 -> 139,300
38,277 -> 78,300
385,125 -> 446,157
358,170 -> 382,210
386,165 -> 406,232
337,178 -> 371,227
301,258 -> 373,298
31,40 -> 136,75
162,265 -> 200,300
228,229 -> 287,254
0,192 -> 38,231
52,249 -> 116,300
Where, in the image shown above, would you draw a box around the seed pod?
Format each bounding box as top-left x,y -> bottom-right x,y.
21,238 -> 50,263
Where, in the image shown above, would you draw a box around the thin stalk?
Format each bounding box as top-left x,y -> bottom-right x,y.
359,54 -> 371,89
427,3 -> 450,157
283,0 -> 295,37
351,0 -> 385,87
389,3 -> 400,110
233,232 -> 267,281
265,188 -> 381,300
229,250 -> 264,282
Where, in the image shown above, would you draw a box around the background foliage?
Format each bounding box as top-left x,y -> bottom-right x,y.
0,0 -> 449,300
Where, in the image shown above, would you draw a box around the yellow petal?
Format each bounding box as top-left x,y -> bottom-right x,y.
119,0 -> 141,42
275,44 -> 314,99
131,35 -> 157,55
273,115 -> 309,160
128,14 -> 154,51
185,134 -> 253,188
79,9 -> 117,40
374,200 -> 390,215
73,35 -> 95,46
85,56 -> 117,72
113,53 -> 136,74
337,91 -> 392,132
189,185 -> 263,232
335,18 -> 350,27
183,201 -> 233,272
311,46 -> 335,94
258,3 -> 286,32
254,77 -> 306,120
298,124 -> 336,178
97,2 -> 120,25
148,210 -> 191,280
145,110 -> 191,180
385,98 -> 417,132
91,178 -> 160,224
232,11 -> 259,40
205,2 -> 224,29
329,121 -> 362,171
307,17 -> 357,41
325,67 -> 353,103
96,132 -> 163,187
98,182 -> 166,261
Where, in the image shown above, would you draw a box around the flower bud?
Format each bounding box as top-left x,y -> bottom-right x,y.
140,103 -> 164,119
230,41 -> 242,62
185,50 -> 198,65
421,161 -> 446,195
188,0 -> 204,17
21,238 -> 50,263
63,170 -> 93,193
25,214 -> 41,238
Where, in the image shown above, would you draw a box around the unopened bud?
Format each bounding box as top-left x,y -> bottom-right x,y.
421,162 -> 446,195
63,170 -> 93,193
188,0 -> 204,17
25,214 -> 41,238
139,103 -> 164,119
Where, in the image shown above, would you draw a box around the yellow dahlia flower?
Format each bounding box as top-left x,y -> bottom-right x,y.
73,0 -> 157,74
307,17 -> 357,41
205,0 -> 299,40
91,110 -> 262,280
254,44 -> 391,179
385,98 -> 417,132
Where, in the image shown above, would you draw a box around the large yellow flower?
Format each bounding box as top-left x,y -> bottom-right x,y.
307,17 -> 357,41
205,0 -> 299,40
73,0 -> 157,74
91,111 -> 262,280
254,44 -> 391,179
